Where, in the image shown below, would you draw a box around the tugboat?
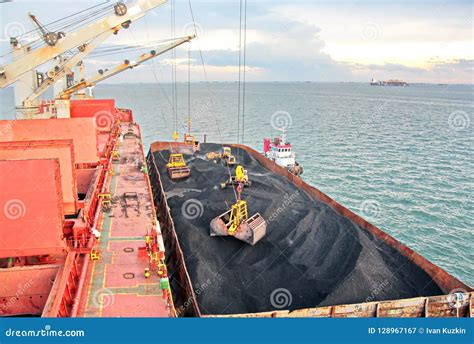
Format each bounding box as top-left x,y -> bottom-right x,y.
263,128 -> 303,176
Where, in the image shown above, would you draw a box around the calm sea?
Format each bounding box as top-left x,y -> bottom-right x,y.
1,82 -> 473,286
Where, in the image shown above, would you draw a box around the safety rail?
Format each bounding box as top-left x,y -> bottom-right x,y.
42,252 -> 81,317
206,292 -> 473,318
48,111 -> 122,317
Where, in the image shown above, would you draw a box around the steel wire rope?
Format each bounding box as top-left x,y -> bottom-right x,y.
241,0 -> 247,146
8,3 -> 116,61
186,0 -> 246,202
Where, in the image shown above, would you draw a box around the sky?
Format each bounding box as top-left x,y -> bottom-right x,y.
0,0 -> 473,83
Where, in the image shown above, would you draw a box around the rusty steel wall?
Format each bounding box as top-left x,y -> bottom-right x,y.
146,150 -> 200,317
205,292 -> 473,318
0,264 -> 61,316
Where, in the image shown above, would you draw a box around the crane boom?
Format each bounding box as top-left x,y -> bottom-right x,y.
0,0 -> 167,88
59,35 -> 196,99
24,31 -> 112,103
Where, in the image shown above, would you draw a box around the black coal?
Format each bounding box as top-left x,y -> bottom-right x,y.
152,143 -> 442,315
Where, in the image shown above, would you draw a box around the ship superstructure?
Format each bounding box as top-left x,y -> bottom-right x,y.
263,129 -> 303,176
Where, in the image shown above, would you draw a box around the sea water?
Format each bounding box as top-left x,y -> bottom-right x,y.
1,82 -> 472,286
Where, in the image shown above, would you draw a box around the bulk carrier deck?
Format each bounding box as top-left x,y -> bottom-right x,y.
1,101 -> 172,317
147,141 -> 473,317
0,0 -> 182,318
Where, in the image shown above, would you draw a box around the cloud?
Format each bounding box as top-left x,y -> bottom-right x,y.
349,59 -> 474,84
0,0 -> 472,84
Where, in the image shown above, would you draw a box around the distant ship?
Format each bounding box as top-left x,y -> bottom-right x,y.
263,128 -> 303,176
370,78 -> 408,86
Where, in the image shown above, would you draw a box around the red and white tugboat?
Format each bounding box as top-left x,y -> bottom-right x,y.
263,129 -> 303,176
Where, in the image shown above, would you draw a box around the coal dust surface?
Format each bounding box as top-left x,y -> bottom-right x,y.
153,143 -> 442,315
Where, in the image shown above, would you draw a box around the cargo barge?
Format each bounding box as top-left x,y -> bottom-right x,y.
147,141 -> 472,317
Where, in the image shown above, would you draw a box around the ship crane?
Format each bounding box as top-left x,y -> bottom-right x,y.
0,0 -> 167,118
23,30 -> 115,106
28,13 -> 65,47
58,35 -> 196,100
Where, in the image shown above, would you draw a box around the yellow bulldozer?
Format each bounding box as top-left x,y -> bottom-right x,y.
220,165 -> 251,189
166,154 -> 190,180
206,146 -> 236,166
222,147 -> 236,166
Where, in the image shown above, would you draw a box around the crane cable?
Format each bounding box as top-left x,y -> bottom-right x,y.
89,37 -> 191,58
186,0 -> 239,202
171,0 -> 178,138
188,45 -> 191,134
241,0 -> 247,145
237,0 -> 247,144
19,1 -> 111,39
237,0 -> 242,144
4,2 -> 114,59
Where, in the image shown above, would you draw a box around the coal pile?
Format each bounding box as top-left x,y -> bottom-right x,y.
152,143 -> 442,315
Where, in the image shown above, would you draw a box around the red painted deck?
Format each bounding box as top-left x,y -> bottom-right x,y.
76,122 -> 170,317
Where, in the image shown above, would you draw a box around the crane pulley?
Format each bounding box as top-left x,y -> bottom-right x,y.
0,0 -> 167,89
23,30 -> 114,104
28,13 -> 65,47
